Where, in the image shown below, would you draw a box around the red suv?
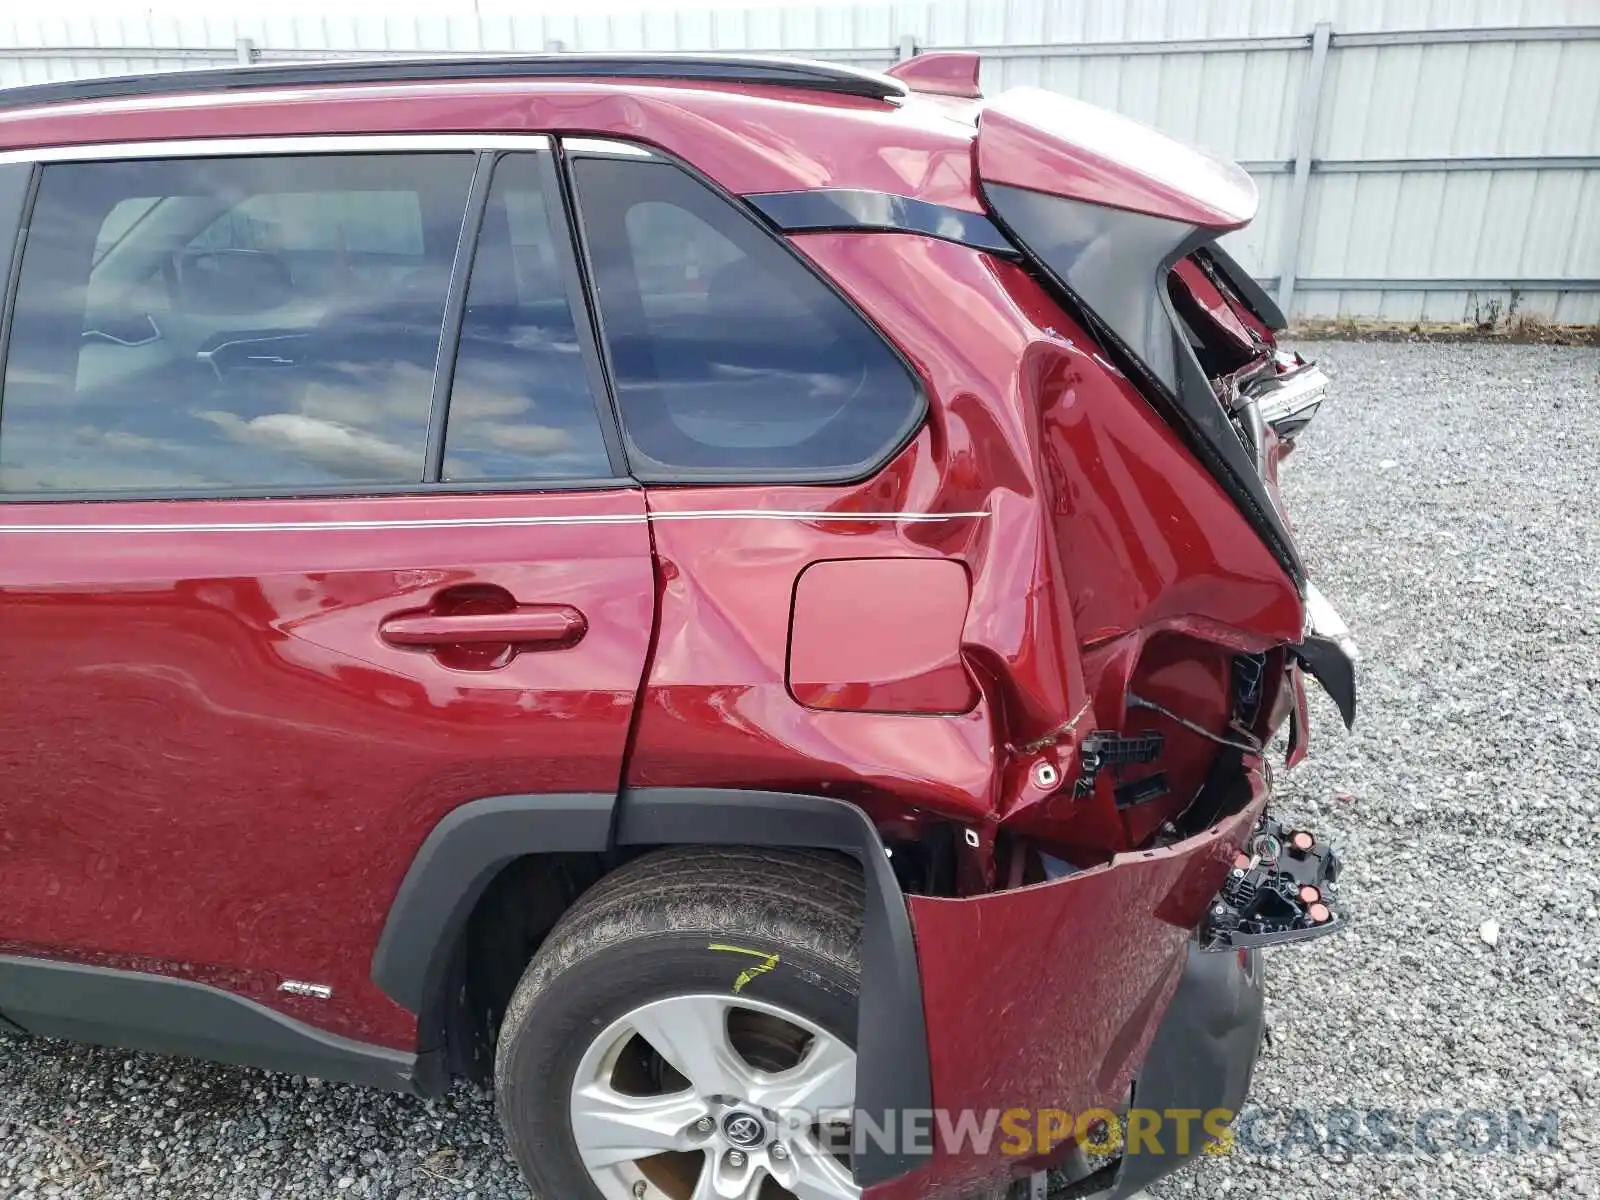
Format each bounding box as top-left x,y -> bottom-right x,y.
0,52 -> 1353,1200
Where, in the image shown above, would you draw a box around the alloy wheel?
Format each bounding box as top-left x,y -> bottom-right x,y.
568,992 -> 859,1200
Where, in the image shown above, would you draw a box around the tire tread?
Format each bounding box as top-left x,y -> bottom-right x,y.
495,845 -> 866,1102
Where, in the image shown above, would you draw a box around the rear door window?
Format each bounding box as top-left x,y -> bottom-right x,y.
569,153 -> 922,481
0,152 -> 475,494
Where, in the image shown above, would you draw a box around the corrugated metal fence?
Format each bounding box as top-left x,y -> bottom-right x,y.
3,1 -> 1597,323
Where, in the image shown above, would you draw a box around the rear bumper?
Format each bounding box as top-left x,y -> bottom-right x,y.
1110,944 -> 1265,1197
866,762 -> 1271,1199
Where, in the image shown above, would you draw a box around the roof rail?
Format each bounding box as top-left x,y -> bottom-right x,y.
0,53 -> 908,112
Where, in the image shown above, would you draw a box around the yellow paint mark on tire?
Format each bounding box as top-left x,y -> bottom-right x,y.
707,943 -> 781,993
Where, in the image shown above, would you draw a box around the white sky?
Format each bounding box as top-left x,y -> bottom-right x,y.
35,0 -> 786,16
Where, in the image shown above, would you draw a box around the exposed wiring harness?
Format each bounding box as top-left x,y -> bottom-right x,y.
1126,692 -> 1263,756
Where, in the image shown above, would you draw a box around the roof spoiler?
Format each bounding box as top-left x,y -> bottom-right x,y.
977,86 -> 1255,229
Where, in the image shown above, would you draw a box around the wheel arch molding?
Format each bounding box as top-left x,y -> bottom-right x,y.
369,791 -> 616,1039
369,786 -> 933,1188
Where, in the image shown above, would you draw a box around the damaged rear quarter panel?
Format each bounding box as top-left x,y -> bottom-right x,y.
628,234 -> 1092,831
629,231 -> 1300,852
712,236 -> 1303,848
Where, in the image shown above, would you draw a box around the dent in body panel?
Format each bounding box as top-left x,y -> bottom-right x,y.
897,765 -> 1270,1198
632,233 -> 1300,856
627,233 -> 1086,834
1170,257 -> 1260,362
0,490 -> 654,1046
630,486 -> 1000,823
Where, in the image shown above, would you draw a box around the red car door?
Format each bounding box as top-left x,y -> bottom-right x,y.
0,138 -> 653,1050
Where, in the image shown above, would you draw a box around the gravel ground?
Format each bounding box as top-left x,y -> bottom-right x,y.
1147,340 -> 1600,1200
2,340 -> 1597,1199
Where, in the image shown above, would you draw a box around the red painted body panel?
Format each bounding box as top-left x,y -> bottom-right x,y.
628,487 -> 1001,824
0,71 -> 1270,236
787,558 -> 975,714
1172,258 -> 1259,355
0,490 -> 654,1044
0,71 -> 1322,1200
631,229 -> 1300,1197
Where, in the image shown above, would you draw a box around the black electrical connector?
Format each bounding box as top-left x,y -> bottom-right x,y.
1202,815 -> 1347,951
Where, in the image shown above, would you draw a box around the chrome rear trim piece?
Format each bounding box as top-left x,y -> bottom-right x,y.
561,137 -> 656,158
0,509 -> 992,535
0,133 -> 552,166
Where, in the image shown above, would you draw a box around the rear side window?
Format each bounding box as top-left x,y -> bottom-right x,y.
0,153 -> 475,494
571,156 -> 921,481
442,154 -> 612,482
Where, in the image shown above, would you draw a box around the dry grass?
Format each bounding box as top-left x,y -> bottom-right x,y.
1290,314 -> 1599,346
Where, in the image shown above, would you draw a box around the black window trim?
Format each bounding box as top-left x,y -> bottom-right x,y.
422,150 -> 495,484
0,134 -> 638,505
559,135 -> 930,488
0,162 -> 39,438
536,147 -> 633,480
747,187 -> 1021,259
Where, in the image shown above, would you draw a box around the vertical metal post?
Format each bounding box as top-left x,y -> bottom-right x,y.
1275,20 -> 1332,320
896,34 -> 918,62
234,37 -> 256,65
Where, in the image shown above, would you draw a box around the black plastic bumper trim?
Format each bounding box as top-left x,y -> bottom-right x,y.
1293,634 -> 1358,729
1111,944 -> 1266,1198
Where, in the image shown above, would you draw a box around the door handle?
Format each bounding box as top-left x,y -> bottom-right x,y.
379,605 -> 587,650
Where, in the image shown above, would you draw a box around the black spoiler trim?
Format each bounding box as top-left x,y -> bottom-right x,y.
1205,243 -> 1288,333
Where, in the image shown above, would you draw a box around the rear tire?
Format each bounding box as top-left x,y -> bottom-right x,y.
495,846 -> 867,1200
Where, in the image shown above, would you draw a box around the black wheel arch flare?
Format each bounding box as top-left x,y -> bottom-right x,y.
369,786 -> 934,1188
